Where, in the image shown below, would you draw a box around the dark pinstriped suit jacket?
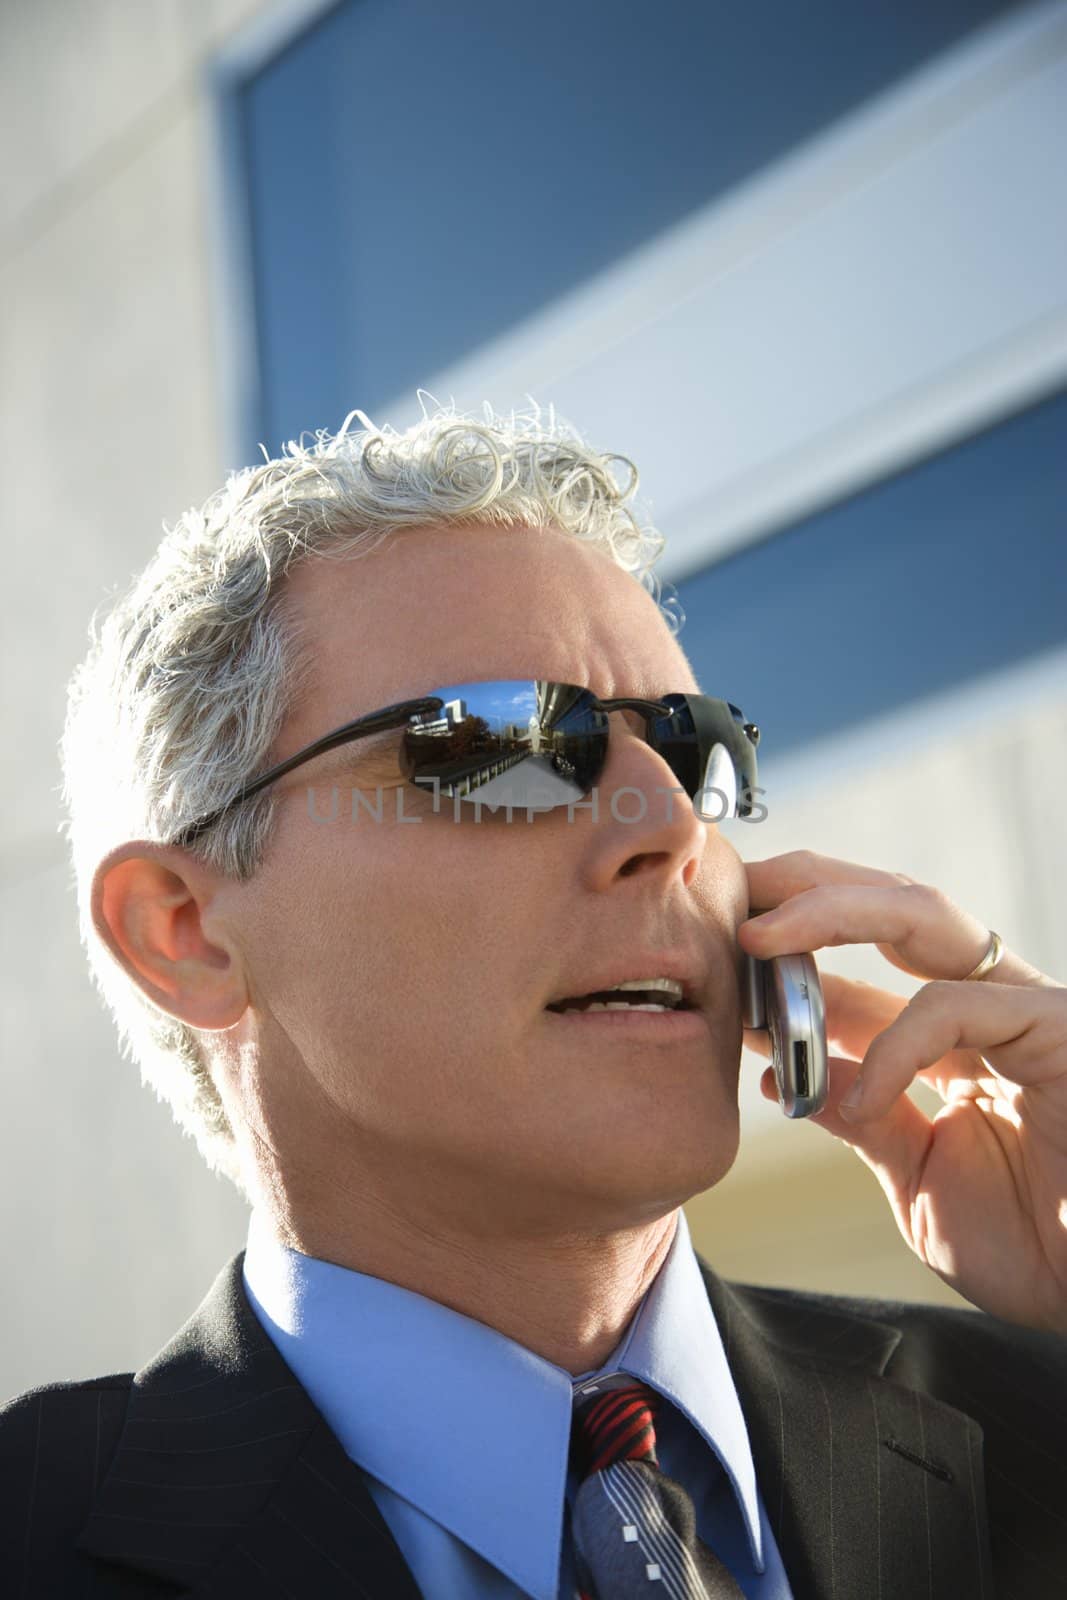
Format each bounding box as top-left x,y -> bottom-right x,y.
2,1248 -> 1065,1598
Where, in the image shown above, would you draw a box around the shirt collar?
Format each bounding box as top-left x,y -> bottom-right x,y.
242,1206 -> 762,1600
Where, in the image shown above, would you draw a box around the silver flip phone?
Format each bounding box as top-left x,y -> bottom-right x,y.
741,951 -> 828,1118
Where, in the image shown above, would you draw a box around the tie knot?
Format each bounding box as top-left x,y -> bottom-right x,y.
571,1379 -> 660,1479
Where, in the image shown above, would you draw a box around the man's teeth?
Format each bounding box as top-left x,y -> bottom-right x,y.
581,1001 -> 672,1012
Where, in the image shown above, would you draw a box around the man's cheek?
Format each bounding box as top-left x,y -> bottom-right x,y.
691,837 -> 748,918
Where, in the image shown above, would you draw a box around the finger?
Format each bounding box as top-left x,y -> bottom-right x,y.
744,849 -> 911,909
740,871 -> 1046,988
836,981 -> 1067,1123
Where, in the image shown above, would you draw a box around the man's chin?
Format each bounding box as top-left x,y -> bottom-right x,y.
554,1122 -> 742,1221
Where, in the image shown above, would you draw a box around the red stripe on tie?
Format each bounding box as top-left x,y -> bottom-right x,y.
575,1385 -> 659,1477
588,1400 -> 648,1458
589,1409 -> 655,1474
586,1395 -> 646,1446
584,1387 -> 651,1435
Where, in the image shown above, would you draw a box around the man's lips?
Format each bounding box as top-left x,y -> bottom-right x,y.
542,1006 -> 710,1037
543,953 -> 706,1011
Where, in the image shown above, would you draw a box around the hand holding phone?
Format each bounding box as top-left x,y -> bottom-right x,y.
741,951 -> 828,1118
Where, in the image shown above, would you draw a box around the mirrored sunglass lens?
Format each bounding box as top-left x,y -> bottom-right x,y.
400,681 -> 607,810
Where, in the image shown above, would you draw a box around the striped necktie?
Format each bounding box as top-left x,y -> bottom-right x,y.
570,1377 -> 745,1599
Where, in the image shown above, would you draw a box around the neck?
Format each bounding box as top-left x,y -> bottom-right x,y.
255,1172 -> 679,1375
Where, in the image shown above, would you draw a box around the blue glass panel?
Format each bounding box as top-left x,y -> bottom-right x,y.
238,0 -> 1021,456
675,389 -> 1067,760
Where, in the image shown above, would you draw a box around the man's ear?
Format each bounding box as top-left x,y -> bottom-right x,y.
91,842 -> 249,1030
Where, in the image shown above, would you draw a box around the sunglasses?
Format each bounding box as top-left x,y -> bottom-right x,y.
174,679 -> 760,844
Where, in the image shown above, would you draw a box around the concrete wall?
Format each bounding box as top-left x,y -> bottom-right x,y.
2,0 -> 1062,1402
1,0 -> 262,1401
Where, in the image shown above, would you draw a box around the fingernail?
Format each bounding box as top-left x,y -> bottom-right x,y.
839,1077 -> 864,1118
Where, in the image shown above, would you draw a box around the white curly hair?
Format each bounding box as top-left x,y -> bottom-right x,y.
60,399 -> 680,1200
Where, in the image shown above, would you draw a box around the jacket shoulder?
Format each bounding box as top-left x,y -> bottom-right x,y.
1,1372 -> 134,1409
726,1278 -> 1067,1406
731,1278 -> 1067,1350
0,1371 -> 135,1447
0,1375 -> 136,1594
0,1371 -> 136,1473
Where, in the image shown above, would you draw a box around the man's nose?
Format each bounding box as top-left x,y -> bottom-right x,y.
573,714 -> 708,890
603,710 -> 691,801
601,716 -> 710,838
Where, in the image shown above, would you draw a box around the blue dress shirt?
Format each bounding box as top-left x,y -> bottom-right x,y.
242,1206 -> 793,1599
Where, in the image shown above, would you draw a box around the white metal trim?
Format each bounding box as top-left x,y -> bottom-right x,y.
205,0 -> 342,467
378,0 -> 1067,578
207,0 -> 1067,549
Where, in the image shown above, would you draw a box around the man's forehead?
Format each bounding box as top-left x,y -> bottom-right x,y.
295,630 -> 695,726
282,525 -> 695,716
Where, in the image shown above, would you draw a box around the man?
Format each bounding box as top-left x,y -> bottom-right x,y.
3,404 -> 1065,1598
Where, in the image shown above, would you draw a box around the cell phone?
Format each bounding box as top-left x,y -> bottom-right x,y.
741,951 -> 828,1118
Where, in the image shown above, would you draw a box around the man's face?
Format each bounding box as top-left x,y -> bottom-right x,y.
222,524 -> 749,1236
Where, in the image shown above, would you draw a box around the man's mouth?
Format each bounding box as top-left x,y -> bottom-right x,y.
540,956 -> 716,1040
542,1007 -> 707,1039
545,984 -> 692,1015
544,977 -> 707,1033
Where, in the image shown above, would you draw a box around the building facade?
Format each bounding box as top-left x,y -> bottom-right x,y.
2,0 -> 1065,1399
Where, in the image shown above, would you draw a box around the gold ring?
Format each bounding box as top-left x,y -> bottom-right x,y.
962,930 -> 1005,982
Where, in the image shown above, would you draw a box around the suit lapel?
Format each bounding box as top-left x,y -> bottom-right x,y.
75,1251 -> 423,1600
697,1261 -> 994,1600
